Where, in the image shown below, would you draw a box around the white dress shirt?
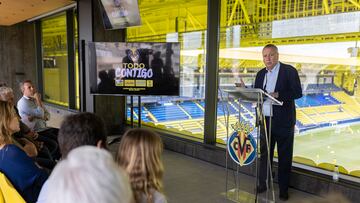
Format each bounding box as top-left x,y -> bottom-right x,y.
263,62 -> 280,116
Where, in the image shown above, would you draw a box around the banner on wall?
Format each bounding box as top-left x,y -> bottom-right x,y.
88,42 -> 180,96
99,0 -> 141,29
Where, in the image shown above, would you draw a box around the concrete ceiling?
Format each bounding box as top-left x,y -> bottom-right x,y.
0,0 -> 75,26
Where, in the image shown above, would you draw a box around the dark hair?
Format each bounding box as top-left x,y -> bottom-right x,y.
58,112 -> 108,158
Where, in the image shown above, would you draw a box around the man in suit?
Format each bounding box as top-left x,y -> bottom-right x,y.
255,44 -> 302,201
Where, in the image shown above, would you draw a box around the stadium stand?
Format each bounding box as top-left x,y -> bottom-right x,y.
179,101 -> 204,118
295,93 -> 341,108
304,83 -> 342,93
145,104 -> 188,122
332,92 -> 358,105
126,83 -> 360,142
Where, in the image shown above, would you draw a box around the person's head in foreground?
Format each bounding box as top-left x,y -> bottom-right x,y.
117,128 -> 165,203
45,146 -> 133,203
58,112 -> 108,158
0,86 -> 15,105
0,101 -> 19,145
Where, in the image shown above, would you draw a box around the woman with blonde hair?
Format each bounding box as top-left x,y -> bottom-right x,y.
0,101 -> 48,203
116,128 -> 167,203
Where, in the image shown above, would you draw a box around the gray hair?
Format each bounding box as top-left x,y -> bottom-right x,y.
263,44 -> 278,53
19,79 -> 33,93
0,86 -> 13,102
45,146 -> 133,203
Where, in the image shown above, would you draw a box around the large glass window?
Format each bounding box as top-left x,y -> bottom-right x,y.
217,0 -> 360,178
41,13 -> 69,106
126,0 -> 208,140
41,10 -> 80,110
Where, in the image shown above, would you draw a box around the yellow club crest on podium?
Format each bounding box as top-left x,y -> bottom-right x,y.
227,121 -> 257,166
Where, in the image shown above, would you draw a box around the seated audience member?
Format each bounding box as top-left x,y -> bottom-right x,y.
57,112 -> 108,158
37,112 -> 108,203
17,80 -> 50,131
17,80 -> 58,140
117,128 -> 167,203
0,101 -> 48,203
0,86 -> 56,169
44,146 -> 133,203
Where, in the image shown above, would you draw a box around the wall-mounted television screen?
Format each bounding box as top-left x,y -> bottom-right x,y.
88,42 -> 180,96
98,0 -> 141,30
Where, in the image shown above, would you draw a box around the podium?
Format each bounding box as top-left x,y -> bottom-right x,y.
222,87 -> 282,203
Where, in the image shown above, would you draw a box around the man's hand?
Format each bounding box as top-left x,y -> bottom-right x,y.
33,92 -> 41,101
270,92 -> 279,98
33,92 -> 44,108
26,131 -> 39,140
19,138 -> 38,157
235,78 -> 246,88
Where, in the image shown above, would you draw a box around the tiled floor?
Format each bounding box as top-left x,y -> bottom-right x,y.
161,150 -> 324,203
109,141 -> 323,203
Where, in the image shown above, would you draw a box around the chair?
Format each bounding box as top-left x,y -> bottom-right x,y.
0,187 -> 3,203
293,156 -> 317,167
0,172 -> 25,203
317,163 -> 349,174
349,170 -> 360,178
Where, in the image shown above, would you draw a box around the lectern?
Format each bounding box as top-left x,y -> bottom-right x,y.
223,87 -> 282,203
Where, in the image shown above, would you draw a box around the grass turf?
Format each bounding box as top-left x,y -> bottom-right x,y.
294,123 -> 360,172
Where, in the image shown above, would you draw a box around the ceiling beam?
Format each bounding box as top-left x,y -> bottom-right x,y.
348,0 -> 360,9
239,0 -> 251,24
323,0 -> 330,14
227,0 -> 240,26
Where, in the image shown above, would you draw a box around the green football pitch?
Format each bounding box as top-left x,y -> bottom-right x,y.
293,123 -> 360,172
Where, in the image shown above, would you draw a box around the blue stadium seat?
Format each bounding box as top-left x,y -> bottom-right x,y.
179,101 -> 204,118
295,93 -> 341,107
146,104 -> 189,122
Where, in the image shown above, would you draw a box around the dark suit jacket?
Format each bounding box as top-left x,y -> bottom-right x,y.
254,62 -> 302,128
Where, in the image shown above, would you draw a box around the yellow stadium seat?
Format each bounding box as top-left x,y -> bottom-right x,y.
349,170 -> 360,178
143,122 -> 155,127
293,156 -> 317,166
0,188 -> 3,203
216,138 -> 226,145
317,163 -> 348,174
0,172 -> 26,203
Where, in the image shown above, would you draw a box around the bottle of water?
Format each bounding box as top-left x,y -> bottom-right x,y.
333,165 -> 339,182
